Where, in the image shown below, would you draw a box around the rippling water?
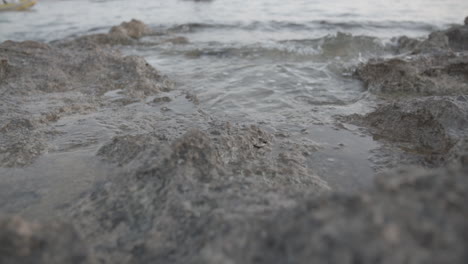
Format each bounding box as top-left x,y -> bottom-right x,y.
1,0 -> 467,199
2,0 -> 466,121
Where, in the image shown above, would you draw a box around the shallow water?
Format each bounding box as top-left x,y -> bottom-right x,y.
1,0 -> 467,213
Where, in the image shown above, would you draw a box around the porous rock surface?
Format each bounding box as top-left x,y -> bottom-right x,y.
0,40 -> 171,97
358,18 -> 468,97
0,23 -> 172,167
355,53 -> 468,96
346,96 -> 468,154
348,17 -> 468,167
394,17 -> 468,54
72,126 -> 328,264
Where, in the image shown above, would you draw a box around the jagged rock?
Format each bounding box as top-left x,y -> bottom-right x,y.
344,96 -> 468,156
67,19 -> 154,46
97,133 -> 167,166
392,17 -> 468,54
0,40 -> 172,97
110,19 -> 152,40
70,128 -> 327,263
355,53 -> 468,96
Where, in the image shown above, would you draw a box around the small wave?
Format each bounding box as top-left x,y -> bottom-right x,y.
181,32 -> 389,62
159,20 -> 438,34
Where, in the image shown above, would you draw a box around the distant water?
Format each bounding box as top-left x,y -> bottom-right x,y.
1,0 -> 467,42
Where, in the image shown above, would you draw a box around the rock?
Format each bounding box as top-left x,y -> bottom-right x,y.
355,53 -> 468,96
444,25 -> 468,51
393,17 -> 468,54
413,31 -> 449,54
67,19 -> 154,46
344,96 -> 468,158
393,36 -> 421,54
0,117 -> 46,167
109,19 -> 152,40
415,17 -> 468,53
70,127 -> 327,263
0,40 -> 172,97
97,133 -> 167,166
202,165 -> 468,264
0,58 -> 11,81
320,32 -> 386,59
0,216 -> 94,264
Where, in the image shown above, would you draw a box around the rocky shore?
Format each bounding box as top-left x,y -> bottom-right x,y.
1,18 -> 468,264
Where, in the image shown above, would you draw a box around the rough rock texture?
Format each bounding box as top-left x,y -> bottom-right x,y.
355,53 -> 468,96
0,31 -> 173,167
0,216 -> 94,264
71,127 -> 328,264
345,96 -> 468,155
0,117 -> 46,167
394,17 -> 468,54
0,40 -> 172,97
97,133 -> 167,166
444,23 -> 468,51
67,19 -> 154,46
349,17 -> 468,168
202,165 -> 468,264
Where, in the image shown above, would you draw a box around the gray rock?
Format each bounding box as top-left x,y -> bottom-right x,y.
70,127 -> 328,263
343,96 -> 468,166
355,53 -> 468,96
202,165 -> 468,264
0,216 -> 94,264
0,39 -> 172,97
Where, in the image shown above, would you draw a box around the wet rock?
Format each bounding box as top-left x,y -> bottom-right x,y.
392,17 -> 468,54
110,19 -> 152,40
413,31 -> 449,54
321,32 -> 386,59
345,96 -> 468,158
444,24 -> 468,51
0,216 -> 94,264
355,53 -> 468,96
415,17 -> 468,53
0,117 -> 46,167
393,35 -> 421,54
0,58 -> 11,81
70,127 -> 327,263
0,40 -> 172,97
67,19 -> 154,46
97,133 -> 167,166
202,165 -> 468,264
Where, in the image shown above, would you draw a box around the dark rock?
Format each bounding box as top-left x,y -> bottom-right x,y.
355,53 -> 468,96
344,96 -> 468,161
